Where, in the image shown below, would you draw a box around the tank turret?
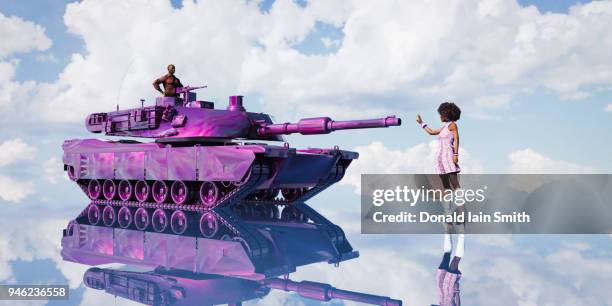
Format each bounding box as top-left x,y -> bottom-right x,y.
84,87 -> 401,141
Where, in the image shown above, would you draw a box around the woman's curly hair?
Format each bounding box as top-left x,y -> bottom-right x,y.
437,102 -> 461,122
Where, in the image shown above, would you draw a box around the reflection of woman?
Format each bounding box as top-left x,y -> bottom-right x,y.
416,102 -> 463,306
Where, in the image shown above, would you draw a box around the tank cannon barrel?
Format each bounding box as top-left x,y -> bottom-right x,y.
257,116 -> 401,136
264,278 -> 402,306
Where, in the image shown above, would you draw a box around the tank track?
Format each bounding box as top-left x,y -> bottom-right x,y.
233,158 -> 353,261
75,204 -> 261,256
84,201 -> 243,239
294,162 -> 354,261
76,163 -> 273,259
88,162 -> 270,212
240,156 -> 347,206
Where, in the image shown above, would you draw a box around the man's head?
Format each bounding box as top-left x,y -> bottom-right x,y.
167,64 -> 176,75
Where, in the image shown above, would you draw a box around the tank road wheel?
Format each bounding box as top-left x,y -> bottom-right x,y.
281,188 -> 300,202
134,207 -> 150,230
220,181 -> 232,188
118,180 -> 134,201
170,210 -> 188,235
266,188 -> 281,201
88,179 -> 102,200
134,180 -> 150,203
199,212 -> 219,238
258,205 -> 280,219
232,202 -> 253,218
253,204 -> 274,219
87,204 -> 101,225
152,181 -> 169,204
171,181 -> 191,205
102,180 -> 117,200
272,205 -> 280,219
251,189 -> 269,201
67,166 -> 77,181
281,205 -> 303,222
152,208 -> 168,232
199,181 -> 219,207
102,205 -> 116,227
117,207 -> 133,228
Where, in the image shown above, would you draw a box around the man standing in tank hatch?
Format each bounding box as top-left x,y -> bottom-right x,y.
153,64 -> 183,97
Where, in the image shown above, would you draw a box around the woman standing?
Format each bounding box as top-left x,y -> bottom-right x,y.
416,102 -> 463,306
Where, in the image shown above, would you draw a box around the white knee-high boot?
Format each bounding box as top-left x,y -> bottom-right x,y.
444,233 -> 453,253
455,233 -> 464,258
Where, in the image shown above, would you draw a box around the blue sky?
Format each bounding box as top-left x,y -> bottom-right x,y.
0,0 -> 592,81
0,0 -> 611,305
0,0 -> 610,174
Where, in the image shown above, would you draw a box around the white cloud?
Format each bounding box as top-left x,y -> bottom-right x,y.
560,90 -> 590,101
547,248 -> 612,278
79,287 -> 143,306
464,237 -> 612,305
474,235 -> 515,249
0,60 -> 38,113
320,37 -> 340,49
0,300 -> 46,306
32,0 -> 347,122
0,237 -> 12,280
43,157 -> 67,184
248,290 -> 306,306
474,94 -> 512,110
0,218 -> 71,282
244,0 -> 612,118
0,13 -> 51,59
0,174 -> 34,203
253,233 -> 612,305
291,249 -> 432,306
0,138 -> 37,167
485,258 -> 542,306
560,241 -> 592,251
508,148 -> 595,174
543,248 -> 612,303
0,217 -> 92,290
605,104 -> 612,112
0,0 -> 606,123
0,13 -> 50,114
35,52 -> 59,64
0,139 -> 37,203
341,141 -> 484,193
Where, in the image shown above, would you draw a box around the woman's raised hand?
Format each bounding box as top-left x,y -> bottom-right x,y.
416,114 -> 423,124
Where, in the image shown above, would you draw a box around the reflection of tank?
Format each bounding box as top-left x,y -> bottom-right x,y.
62,213 -> 403,305
62,213 -> 354,278
62,87 -> 401,265
83,267 -> 401,306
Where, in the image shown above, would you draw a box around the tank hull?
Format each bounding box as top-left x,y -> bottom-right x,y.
63,139 -> 357,192
62,139 -> 359,274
